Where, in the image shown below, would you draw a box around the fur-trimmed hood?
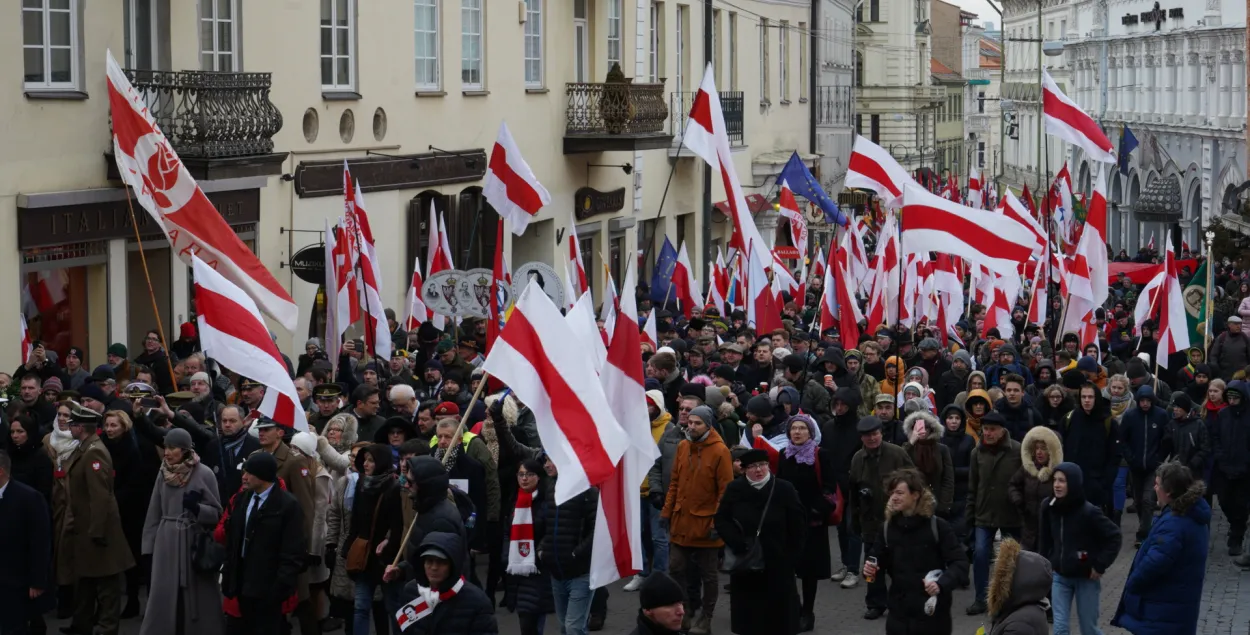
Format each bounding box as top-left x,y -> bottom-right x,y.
1168,480 -> 1209,521
987,538 -> 1052,618
1020,426 -> 1063,482
883,487 -> 937,523
903,410 -> 941,445
484,391 -> 522,427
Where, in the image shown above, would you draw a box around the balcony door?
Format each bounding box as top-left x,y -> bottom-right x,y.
124,0 -> 159,70
573,0 -> 588,82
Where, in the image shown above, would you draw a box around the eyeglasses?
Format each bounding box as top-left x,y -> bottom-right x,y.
678,407 -> 693,413
517,472 -> 538,478
744,463 -> 769,471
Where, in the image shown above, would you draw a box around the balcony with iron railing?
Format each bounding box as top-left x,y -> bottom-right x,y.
107,69 -> 286,181
669,91 -> 745,150
563,80 -> 673,154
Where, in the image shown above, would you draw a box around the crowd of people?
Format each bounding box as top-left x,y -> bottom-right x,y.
0,249 -> 1248,635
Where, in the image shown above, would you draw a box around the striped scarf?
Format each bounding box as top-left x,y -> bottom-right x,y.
394,576 -> 465,631
506,488 -> 538,575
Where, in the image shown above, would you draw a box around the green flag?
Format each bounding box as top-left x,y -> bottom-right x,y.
1183,260 -> 1208,347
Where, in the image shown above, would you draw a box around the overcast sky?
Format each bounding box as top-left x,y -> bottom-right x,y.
951,0 -> 1002,30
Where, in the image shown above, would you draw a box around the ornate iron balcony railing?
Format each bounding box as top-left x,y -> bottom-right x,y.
565,81 -> 670,137
123,69 -> 283,159
669,91 -> 745,145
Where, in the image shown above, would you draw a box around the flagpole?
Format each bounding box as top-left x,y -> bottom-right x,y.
122,187 -> 180,389
894,209 -> 904,405
1205,230 -> 1215,353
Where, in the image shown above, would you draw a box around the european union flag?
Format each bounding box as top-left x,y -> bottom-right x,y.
778,151 -> 848,227
649,236 -> 680,307
1118,126 -> 1138,177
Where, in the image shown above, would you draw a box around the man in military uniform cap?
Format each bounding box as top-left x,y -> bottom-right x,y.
306,383 -> 344,434
238,377 -> 266,418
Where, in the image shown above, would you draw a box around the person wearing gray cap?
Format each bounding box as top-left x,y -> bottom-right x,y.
220,451 -> 307,635
60,403 -> 135,635
848,416 -> 913,619
1211,315 -> 1249,381
138,428 -> 225,635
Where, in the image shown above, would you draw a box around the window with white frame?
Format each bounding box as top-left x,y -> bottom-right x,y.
200,0 -> 238,71
799,21 -> 807,100
649,2 -> 660,82
414,0 -> 440,90
676,5 -> 686,95
729,12 -> 737,91
780,21 -> 788,101
760,17 -> 769,103
320,0 -> 354,90
978,141 -> 986,167
607,0 -> 622,71
524,0 -> 543,87
23,0 -> 78,90
462,0 -> 483,89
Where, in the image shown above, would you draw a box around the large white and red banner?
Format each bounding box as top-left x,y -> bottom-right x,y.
672,241 -> 704,319
107,52 -> 297,331
193,257 -> 308,431
484,121 -> 551,235
900,183 -> 1035,278
1043,70 -> 1115,164
565,214 -> 590,310
344,168 -> 390,359
846,135 -> 916,208
404,256 -> 430,332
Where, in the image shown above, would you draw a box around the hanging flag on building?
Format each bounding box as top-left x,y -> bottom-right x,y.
1118,125 -> 1139,176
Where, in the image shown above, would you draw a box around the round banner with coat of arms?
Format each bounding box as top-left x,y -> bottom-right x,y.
422,268 -> 512,319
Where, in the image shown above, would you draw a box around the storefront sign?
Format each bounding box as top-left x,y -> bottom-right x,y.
17,188 -> 260,249
289,244 -> 326,284
294,150 -> 488,198
574,187 -> 627,220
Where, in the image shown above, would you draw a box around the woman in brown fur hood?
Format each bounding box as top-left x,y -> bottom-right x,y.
987,538 -> 1052,635
1007,426 -> 1063,551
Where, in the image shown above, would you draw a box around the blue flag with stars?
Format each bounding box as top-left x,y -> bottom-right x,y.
1118,126 -> 1138,177
649,236 -> 680,307
778,151 -> 847,227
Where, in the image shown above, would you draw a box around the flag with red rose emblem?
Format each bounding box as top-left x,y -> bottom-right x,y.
106,51 -> 298,331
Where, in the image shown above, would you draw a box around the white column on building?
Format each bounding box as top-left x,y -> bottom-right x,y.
1125,55 -> 1137,118
170,256 -> 188,328
107,239 -> 128,350
1165,54 -> 1177,121
1142,55 -> 1155,119
1187,51 -> 1200,119
1219,50 -> 1232,121
1107,57 -> 1118,115
1155,53 -> 1167,120
1234,50 -> 1246,120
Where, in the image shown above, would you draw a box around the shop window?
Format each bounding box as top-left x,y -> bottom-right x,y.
21,266 -> 90,363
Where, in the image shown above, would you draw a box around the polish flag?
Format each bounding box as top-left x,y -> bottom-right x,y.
708,248 -> 730,315
770,251 -> 799,296
590,262 -> 662,588
403,256 -> 429,331
426,203 -> 452,331
900,183 -> 1036,278
483,121 -> 551,235
193,257 -> 308,431
846,135 -> 916,208
1145,232 -> 1156,252
1132,262 -> 1165,332
777,182 -> 808,257
1147,232 -> 1190,369
967,168 -> 983,210
482,282 -> 630,504
1043,69 -> 1116,164
981,274 -> 1015,341
345,169 -> 390,359
487,219 -> 508,355
865,214 -> 899,333
641,310 -> 658,351
672,241 -> 704,319
683,64 -> 770,267
1060,165 -> 1110,344
746,242 -> 784,336
565,215 -> 589,310
107,51 -> 298,331
19,313 -> 32,364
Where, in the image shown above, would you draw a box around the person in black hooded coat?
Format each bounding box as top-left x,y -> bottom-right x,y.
386,456 -> 468,583
6,413 -> 53,502
346,444 -> 407,635
395,531 -> 498,635
820,387 -> 864,580
938,405 -> 976,541
100,412 -> 155,618
1059,384 -> 1119,510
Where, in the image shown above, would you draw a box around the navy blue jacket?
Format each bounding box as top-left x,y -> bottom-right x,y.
1113,481 -> 1210,635
1211,381 -> 1250,479
0,479 -> 53,597
1118,385 -> 1172,472
1038,463 -> 1122,579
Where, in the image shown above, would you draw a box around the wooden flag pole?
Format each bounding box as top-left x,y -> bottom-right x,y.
123,187 -> 179,388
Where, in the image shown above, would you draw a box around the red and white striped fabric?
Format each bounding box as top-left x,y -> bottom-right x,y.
770,251 -> 799,296
900,182 -> 1036,278
566,291 -> 607,374
426,202 -> 452,331
599,264 -> 619,341
746,242 -> 784,336
821,234 -> 862,349
107,51 -> 298,331
394,577 -> 465,631
1148,232 -> 1190,368
565,215 -> 589,310
403,256 -> 429,331
483,121 -> 551,235
591,263 -> 662,589
933,254 -> 964,347
967,168 -> 983,210
1043,69 -> 1115,164
777,182 -> 808,257
1054,163 -> 1074,219
482,282 -> 629,504
846,135 -> 916,208
981,274 -> 1015,341
329,223 -> 359,355
488,220 -> 510,354
192,257 -> 307,432
323,220 -> 342,362
1002,191 -> 1047,254
640,310 -> 658,351
345,169 -> 390,359
1027,244 -> 1050,326
1145,232 -> 1156,252
683,64 -> 771,267
811,246 -> 827,280
1132,262 -> 1165,332
19,313 -> 32,365
672,241 -> 704,319
1060,165 -> 1110,346
898,254 -> 922,328
865,214 -> 899,334
708,248 -> 730,315
847,221 -> 872,286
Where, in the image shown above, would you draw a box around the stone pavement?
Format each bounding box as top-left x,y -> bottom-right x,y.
47,504 -> 1245,634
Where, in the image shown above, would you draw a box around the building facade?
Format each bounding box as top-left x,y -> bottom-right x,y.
963,18 -> 999,183
815,0 -> 857,196
5,0 -> 814,368
1064,0 -> 1246,252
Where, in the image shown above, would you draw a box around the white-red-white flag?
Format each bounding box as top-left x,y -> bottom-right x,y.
777,182 -> 808,257
482,282 -> 630,504
107,52 -> 298,331
708,248 -> 730,315
846,135 -> 916,208
672,241 -> 704,319
1002,191 -> 1048,255
591,262 -> 661,588
865,214 -> 899,333
746,243 -> 784,336
330,223 -> 359,350
967,167 -> 983,210
683,64 -> 770,267
426,202 -> 452,330
404,256 -> 429,331
345,169 -> 390,359
811,246 -> 827,280
565,215 -> 589,310
567,291 -> 607,374
483,121 -> 551,235
192,257 -> 307,431
600,264 -> 619,340
900,183 -> 1035,278
323,219 -> 342,362
821,235 -> 862,349
641,310 -> 658,351
1043,69 -> 1115,164
19,313 -> 32,364
1147,232 -> 1190,368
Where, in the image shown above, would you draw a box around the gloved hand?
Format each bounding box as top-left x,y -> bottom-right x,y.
182,490 -> 203,515
92,536 -> 107,547
648,491 -> 665,510
325,545 -> 337,567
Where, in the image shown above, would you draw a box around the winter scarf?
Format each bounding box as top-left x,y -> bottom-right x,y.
360,473 -> 392,493
160,451 -> 200,488
782,415 -> 820,465
1106,390 -> 1132,420
433,443 -> 460,473
220,426 -> 251,461
506,488 -> 538,575
395,577 -> 466,629
49,426 -> 79,470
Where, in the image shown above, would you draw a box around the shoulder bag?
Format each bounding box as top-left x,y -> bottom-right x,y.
345,492 -> 384,575
721,479 -> 776,573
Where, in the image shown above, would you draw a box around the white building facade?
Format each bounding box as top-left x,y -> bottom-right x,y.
815,0 -> 857,195
962,20 -> 995,179
1064,0 -> 1246,252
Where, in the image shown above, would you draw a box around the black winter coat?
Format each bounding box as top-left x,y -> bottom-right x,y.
1119,389 -> 1172,472
212,431 -> 262,500
132,349 -> 175,395
936,369 -> 970,411
994,397 -> 1041,441
1037,466 -> 1121,579
939,425 -> 975,504
874,493 -> 969,635
1169,415 -> 1211,477
535,482 -> 598,581
1059,407 -> 1119,508
715,476 -> 806,635
820,391 -> 863,491
346,446 -> 406,579
500,487 -> 553,617
397,532 -> 498,635
1211,398 -> 1250,479
400,456 -> 468,578
777,448 -> 835,579
7,435 -> 53,503
220,485 -> 307,601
